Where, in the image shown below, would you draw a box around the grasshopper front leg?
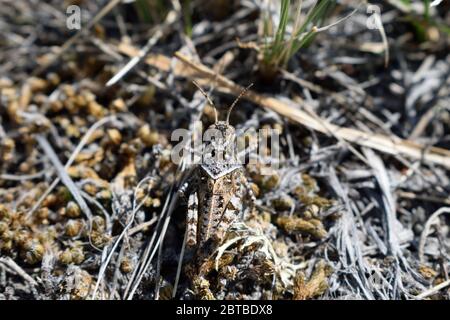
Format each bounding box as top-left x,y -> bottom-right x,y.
240,174 -> 256,212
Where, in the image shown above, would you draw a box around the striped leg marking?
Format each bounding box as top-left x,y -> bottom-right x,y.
186,192 -> 198,247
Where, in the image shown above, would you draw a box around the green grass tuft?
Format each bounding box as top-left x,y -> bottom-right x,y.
260,0 -> 336,80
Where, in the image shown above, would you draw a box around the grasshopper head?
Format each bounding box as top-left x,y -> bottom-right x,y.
203,121 -> 236,162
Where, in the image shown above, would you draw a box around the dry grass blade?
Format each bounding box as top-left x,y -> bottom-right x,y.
415,279 -> 450,299
26,116 -> 117,219
418,207 -> 450,263
36,135 -> 94,221
0,257 -> 38,286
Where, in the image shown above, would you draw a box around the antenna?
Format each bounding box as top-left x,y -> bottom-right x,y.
192,80 -> 218,123
226,83 -> 254,124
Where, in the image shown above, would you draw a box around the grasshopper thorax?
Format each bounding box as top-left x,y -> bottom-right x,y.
200,121 -> 241,180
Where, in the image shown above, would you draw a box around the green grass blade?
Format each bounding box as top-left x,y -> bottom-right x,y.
274,0 -> 291,46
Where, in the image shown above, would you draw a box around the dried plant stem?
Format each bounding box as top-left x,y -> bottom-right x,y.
172,51 -> 450,169
415,279 -> 450,299
0,257 -> 37,287
418,207 -> 450,263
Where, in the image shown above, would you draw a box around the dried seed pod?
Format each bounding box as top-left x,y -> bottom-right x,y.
192,277 -> 215,300
419,265 -> 437,279
62,84 -> 76,98
7,100 -> 21,123
66,201 -> 81,218
96,189 -> 112,201
74,94 -> 87,108
293,261 -> 331,300
0,205 -> 10,221
90,231 -> 110,248
1,230 -> 13,242
36,207 -> 49,220
107,128 -> 122,145
33,93 -> 47,106
300,174 -> 317,192
64,99 -> 77,114
59,249 -> 73,265
37,227 -> 57,244
81,90 -> 96,103
276,216 -> 327,239
3,193 -> 14,203
0,138 -> 15,162
294,186 -> 332,208
19,161 -> 31,173
142,197 -> 155,208
138,124 -> 159,147
14,229 -> 31,248
42,194 -> 57,208
303,204 -> 320,219
141,197 -> 161,208
56,186 -> 72,204
120,257 -> 133,274
83,183 -> 97,196
272,195 -> 295,211
65,219 -> 83,237
110,98 -> 127,112
261,172 -> 280,191
91,216 -> 105,232
47,73 -> 60,86
49,99 -> 63,112
28,77 -> 48,92
22,240 -> 45,264
250,165 -> 280,192
151,198 -> 161,208
135,187 -> 145,202
0,221 -> 8,234
66,124 -> 81,138
70,247 -> 85,265
0,240 -> 13,252
87,101 -> 105,118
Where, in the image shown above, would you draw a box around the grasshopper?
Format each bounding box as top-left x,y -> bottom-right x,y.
179,82 -> 256,259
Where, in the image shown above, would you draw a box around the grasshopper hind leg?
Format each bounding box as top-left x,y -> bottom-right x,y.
214,190 -> 243,243
215,207 -> 239,243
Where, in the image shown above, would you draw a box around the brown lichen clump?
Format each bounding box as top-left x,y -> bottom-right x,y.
293,261 -> 333,300
276,216 -> 327,239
